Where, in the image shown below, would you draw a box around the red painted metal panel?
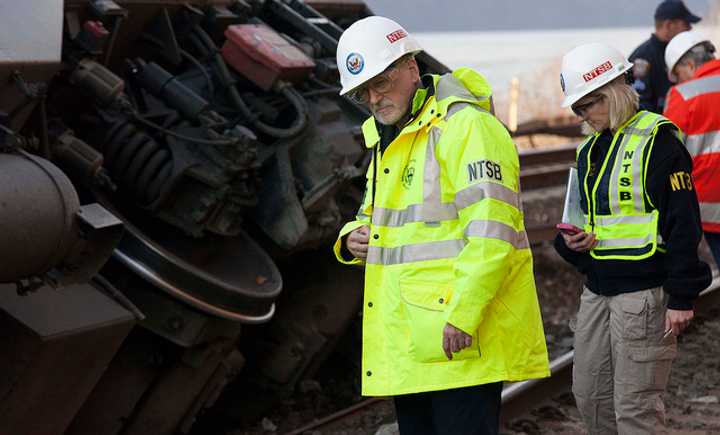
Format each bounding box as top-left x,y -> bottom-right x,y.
222,24 -> 315,91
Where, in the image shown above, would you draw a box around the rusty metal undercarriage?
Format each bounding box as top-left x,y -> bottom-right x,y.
0,1 -> 578,434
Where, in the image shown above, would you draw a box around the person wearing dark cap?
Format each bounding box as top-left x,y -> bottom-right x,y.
629,0 -> 701,113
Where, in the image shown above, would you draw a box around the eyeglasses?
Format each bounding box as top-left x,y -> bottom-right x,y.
347,65 -> 400,105
572,95 -> 604,117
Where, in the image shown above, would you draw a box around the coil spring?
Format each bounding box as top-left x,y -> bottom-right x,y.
103,119 -> 173,206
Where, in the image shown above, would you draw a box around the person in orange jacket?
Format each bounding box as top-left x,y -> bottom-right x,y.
664,30 -> 720,267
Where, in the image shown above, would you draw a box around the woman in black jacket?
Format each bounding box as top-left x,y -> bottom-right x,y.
555,42 -> 711,435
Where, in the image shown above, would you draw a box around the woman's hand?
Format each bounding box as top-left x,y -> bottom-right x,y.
666,309 -> 694,336
562,231 -> 598,252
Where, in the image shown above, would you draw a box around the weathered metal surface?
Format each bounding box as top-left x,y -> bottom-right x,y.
112,216 -> 282,321
0,151 -> 122,286
65,328 -> 170,435
68,334 -> 243,435
0,1 -> 590,434
53,203 -> 125,287
0,152 -> 80,281
0,283 -> 135,435
105,259 -> 245,346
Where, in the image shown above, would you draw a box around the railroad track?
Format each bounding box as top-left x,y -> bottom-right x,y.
519,144 -> 577,244
500,274 -> 720,422
284,275 -> 720,435
519,144 -> 576,192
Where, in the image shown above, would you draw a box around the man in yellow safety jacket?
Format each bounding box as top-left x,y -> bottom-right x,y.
333,16 -> 549,435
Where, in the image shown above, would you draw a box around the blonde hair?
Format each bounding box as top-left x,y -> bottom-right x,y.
583,76 -> 639,134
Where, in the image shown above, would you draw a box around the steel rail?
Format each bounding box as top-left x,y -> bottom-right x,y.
518,144 -> 577,168
285,276 -> 720,434
499,274 -> 720,422
283,397 -> 384,435
518,144 -> 576,192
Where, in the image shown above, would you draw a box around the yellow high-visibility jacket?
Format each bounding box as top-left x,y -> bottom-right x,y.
334,68 -> 550,396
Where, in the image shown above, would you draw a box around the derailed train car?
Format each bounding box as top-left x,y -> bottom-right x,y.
0,1 -> 449,434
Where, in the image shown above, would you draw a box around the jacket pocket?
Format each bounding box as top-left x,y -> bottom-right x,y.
399,279 -> 481,363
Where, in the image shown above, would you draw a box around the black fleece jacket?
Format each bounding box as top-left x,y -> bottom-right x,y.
554,124 -> 712,310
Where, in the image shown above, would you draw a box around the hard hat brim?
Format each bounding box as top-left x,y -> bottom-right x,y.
339,48 -> 423,96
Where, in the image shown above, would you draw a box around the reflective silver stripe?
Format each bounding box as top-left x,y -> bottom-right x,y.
609,113 -> 645,214
676,75 -> 720,100
595,234 -> 654,249
455,181 -> 520,210
700,202 -> 720,224
622,125 -> 655,136
445,102 -> 488,120
622,111 -> 656,136
685,130 -> 720,158
631,117 -> 652,213
436,73 -> 490,103
609,128 -> 635,214
630,114 -> 668,213
609,112 -> 662,214
436,73 -> 489,121
366,239 -> 465,265
596,214 -> 655,225
465,219 -> 529,249
372,203 -> 457,227
371,182 -> 519,227
421,126 -> 448,222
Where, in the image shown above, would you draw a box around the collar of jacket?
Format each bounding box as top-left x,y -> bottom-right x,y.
650,33 -> 669,49
360,67 -> 493,149
693,58 -> 720,79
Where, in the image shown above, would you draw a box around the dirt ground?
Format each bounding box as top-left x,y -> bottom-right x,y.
502,305 -> 720,435
234,244 -> 720,435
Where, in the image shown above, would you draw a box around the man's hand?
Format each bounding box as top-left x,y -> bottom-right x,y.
562,231 -> 598,253
347,225 -> 370,259
665,309 -> 694,337
442,323 -> 472,360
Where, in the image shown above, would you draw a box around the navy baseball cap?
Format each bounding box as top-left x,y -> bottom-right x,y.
654,1 -> 702,23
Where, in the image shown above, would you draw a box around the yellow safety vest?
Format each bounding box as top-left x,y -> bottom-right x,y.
333,68 -> 549,396
577,111 -> 677,260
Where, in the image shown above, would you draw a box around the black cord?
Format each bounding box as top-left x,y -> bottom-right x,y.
191,25 -> 309,139
130,109 -> 239,146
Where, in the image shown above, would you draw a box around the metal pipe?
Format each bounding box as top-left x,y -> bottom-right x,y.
103,16 -> 124,67
266,0 -> 339,54
92,274 -> 146,321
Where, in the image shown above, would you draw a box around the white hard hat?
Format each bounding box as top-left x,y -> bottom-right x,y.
665,31 -> 710,82
336,16 -> 422,96
559,43 -> 633,108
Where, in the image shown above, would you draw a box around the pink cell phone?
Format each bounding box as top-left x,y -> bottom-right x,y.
556,223 -> 582,235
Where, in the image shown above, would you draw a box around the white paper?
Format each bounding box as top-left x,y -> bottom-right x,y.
561,167 -> 585,228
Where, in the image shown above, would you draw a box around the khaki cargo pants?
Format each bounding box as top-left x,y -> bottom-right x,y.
571,286 -> 677,435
